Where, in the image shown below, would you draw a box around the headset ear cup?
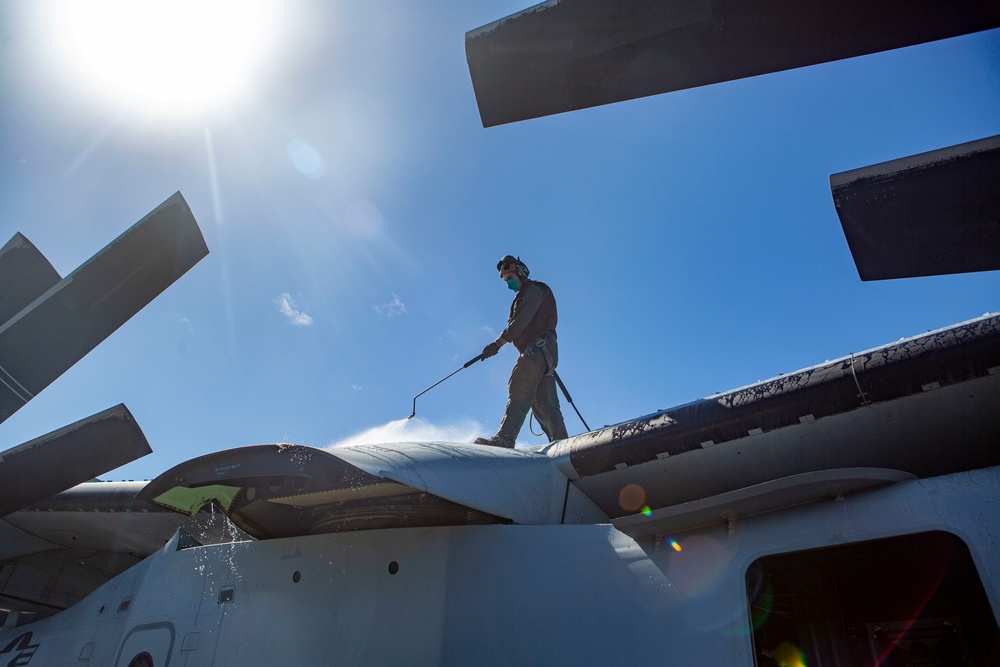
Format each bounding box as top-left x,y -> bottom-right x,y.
497,255 -> 529,279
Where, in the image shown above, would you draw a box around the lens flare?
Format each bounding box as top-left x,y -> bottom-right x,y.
287,139 -> 326,179
641,505 -> 653,517
668,537 -> 682,552
773,641 -> 807,667
618,483 -> 646,512
664,534 -> 731,598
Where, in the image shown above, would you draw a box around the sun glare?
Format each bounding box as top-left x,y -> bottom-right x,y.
50,0 -> 281,117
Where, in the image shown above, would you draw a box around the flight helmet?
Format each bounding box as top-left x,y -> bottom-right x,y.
497,255 -> 530,280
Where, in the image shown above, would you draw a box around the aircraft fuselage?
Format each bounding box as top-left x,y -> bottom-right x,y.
5,465 -> 998,666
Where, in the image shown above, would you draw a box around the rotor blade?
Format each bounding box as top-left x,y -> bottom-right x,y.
466,0 -> 1000,127
0,192 -> 208,424
831,134 -> 1000,280
0,404 -> 151,517
0,233 -> 61,326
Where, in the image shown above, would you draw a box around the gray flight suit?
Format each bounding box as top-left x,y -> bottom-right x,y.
497,337 -> 568,443
494,280 -> 568,444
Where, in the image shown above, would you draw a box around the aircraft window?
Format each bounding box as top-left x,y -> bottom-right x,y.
117,598 -> 131,612
127,652 -> 153,667
746,531 -> 1000,666
218,587 -> 235,604
388,561 -> 399,575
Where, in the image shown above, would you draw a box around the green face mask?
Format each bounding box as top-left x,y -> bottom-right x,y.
505,278 -> 520,292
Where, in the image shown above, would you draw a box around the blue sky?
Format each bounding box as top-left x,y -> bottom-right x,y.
2,1 -> 999,480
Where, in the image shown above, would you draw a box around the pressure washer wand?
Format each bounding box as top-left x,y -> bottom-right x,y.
408,355 -> 482,419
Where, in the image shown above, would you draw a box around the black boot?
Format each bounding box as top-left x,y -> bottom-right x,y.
474,435 -> 515,448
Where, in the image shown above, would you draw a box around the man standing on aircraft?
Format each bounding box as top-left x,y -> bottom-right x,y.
474,255 -> 569,448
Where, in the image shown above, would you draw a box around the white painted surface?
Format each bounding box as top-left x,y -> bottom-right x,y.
6,465 -> 997,665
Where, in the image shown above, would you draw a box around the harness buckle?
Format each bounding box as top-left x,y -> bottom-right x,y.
522,336 -> 555,376
522,336 -> 548,357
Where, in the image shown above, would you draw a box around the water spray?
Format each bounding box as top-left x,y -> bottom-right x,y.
408,354 -> 482,419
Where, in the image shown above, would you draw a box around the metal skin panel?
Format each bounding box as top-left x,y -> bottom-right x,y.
0,192 -> 208,424
549,313 -> 1000,473
0,404 -> 151,517
3,466 -> 998,665
0,484 -> 248,619
567,371 -> 1000,521
0,520 -> 59,561
831,134 -> 1000,280
0,233 -> 60,326
4,482 -> 244,555
329,442 -> 568,524
138,444 -> 401,539
139,443 -> 569,538
466,0 -> 1000,127
612,467 -> 917,540
540,313 -> 1000,518
0,549 -> 143,619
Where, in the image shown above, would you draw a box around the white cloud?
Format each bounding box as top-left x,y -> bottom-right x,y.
275,292 -> 314,326
374,293 -> 407,317
326,417 -> 485,449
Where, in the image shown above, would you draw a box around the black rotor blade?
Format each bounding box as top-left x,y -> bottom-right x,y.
0,192 -> 208,424
0,233 -> 61,326
467,0 -> 1000,127
0,404 -> 151,517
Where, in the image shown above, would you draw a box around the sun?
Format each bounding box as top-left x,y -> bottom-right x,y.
49,0 -> 283,118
